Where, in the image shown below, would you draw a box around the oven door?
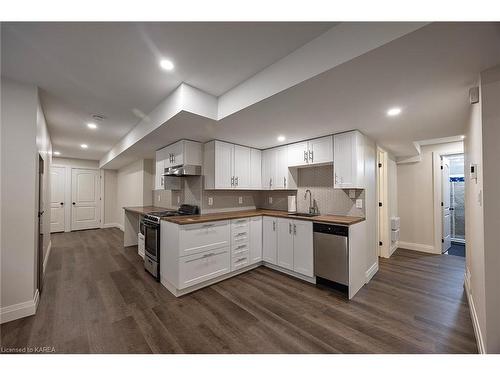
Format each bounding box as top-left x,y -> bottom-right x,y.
142,219 -> 160,262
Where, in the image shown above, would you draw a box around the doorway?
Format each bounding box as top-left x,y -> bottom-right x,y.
37,154 -> 45,294
442,154 -> 466,257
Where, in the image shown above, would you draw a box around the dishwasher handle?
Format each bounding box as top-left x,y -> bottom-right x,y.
313,223 -> 348,237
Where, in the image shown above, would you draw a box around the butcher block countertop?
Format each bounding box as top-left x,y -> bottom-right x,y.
123,206 -> 177,215
161,209 -> 365,226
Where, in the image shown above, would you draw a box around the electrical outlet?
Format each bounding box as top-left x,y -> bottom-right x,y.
356,199 -> 363,209
268,196 -> 273,204
238,196 -> 243,204
208,197 -> 213,206
157,195 -> 161,202
349,190 -> 356,199
177,196 -> 180,204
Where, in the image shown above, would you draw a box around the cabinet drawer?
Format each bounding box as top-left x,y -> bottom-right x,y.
178,248 -> 230,289
232,230 -> 249,245
231,218 -> 249,231
232,242 -> 249,255
232,250 -> 250,271
179,220 -> 230,257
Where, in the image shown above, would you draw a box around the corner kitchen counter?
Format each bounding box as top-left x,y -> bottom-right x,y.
162,209 -> 365,226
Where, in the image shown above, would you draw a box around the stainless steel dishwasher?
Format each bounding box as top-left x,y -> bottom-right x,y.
313,223 -> 349,286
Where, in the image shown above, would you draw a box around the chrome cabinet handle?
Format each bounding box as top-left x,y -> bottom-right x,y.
284,176 -> 286,187
235,176 -> 239,186
231,176 -> 234,186
236,257 -> 246,262
304,150 -> 308,162
289,222 -> 292,234
236,244 -> 246,249
309,150 -> 313,162
293,224 -> 297,235
273,221 -> 276,231
269,178 -> 272,188
203,223 -> 215,228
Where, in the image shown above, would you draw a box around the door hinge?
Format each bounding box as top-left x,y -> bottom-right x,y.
379,241 -> 383,246
441,165 -> 443,170
379,202 -> 383,207
378,163 -> 382,168
441,239 -> 444,243
441,202 -> 443,207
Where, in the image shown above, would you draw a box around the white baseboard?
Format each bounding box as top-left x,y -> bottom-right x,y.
102,222 -> 124,231
398,241 -> 438,254
43,240 -> 52,275
389,241 -> 399,257
365,262 -> 379,283
0,289 -> 39,324
464,269 -> 486,354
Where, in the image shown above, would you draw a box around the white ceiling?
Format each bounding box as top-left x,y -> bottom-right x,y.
1,22 -> 334,159
100,22 -> 500,169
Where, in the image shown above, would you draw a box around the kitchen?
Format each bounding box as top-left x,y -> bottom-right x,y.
123,132 -> 376,300
2,18 -> 498,362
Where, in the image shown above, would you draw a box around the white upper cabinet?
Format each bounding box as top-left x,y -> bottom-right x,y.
250,148 -> 262,189
262,146 -> 297,190
287,136 -> 333,167
204,140 -> 261,190
155,140 -> 202,190
333,130 -> 365,189
287,141 -> 309,167
308,136 -> 333,165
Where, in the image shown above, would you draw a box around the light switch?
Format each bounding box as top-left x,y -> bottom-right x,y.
238,196 -> 243,204
208,197 -> 213,206
269,196 -> 273,204
356,199 -> 363,209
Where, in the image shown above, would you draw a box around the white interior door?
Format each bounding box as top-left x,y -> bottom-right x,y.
50,166 -> 66,232
442,159 -> 451,253
71,168 -> 100,230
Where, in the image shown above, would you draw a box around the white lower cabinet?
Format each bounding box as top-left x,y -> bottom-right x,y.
249,216 -> 262,264
179,220 -> 230,257
178,248 -> 230,289
277,218 -> 294,270
277,218 -> 314,277
263,216 -> 278,264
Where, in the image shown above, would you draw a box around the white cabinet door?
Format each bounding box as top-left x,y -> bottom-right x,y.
334,131 -> 364,189
274,146 -> 288,189
261,149 -> 275,190
277,218 -> 294,271
287,141 -> 308,167
308,136 -> 333,165
292,220 -> 314,277
50,166 -> 66,233
168,141 -> 184,167
179,220 -> 230,257
155,147 -> 169,189
233,145 -> 251,189
178,248 -> 230,289
262,216 -> 277,264
215,141 -> 234,189
249,216 -> 262,264
250,148 -> 262,189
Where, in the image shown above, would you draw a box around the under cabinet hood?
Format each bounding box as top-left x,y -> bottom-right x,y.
163,165 -> 202,177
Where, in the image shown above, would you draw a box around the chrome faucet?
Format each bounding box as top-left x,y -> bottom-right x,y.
304,189 -> 315,214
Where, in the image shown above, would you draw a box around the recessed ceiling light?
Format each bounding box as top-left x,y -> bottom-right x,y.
277,135 -> 286,142
160,59 -> 174,71
87,122 -> 97,129
387,107 -> 402,117
80,144 -> 88,149
53,151 -> 61,156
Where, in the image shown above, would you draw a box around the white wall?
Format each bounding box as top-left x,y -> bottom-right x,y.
479,65 -> 500,353
464,77 -> 486,353
397,141 -> 463,253
103,169 -> 118,226
115,159 -> 154,228
52,157 -> 99,169
1,78 -> 50,323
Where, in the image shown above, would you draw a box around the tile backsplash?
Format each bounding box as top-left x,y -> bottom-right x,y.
152,164 -> 365,217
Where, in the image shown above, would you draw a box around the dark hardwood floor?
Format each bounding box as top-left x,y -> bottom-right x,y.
0,228 -> 477,353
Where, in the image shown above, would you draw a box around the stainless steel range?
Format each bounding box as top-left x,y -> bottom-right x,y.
141,204 -> 199,280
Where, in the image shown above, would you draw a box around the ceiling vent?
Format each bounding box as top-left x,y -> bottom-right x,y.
91,114 -> 106,122
469,87 -> 479,104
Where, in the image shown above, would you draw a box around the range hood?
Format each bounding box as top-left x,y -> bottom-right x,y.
163,165 -> 202,177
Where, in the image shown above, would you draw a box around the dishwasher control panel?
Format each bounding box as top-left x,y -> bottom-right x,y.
313,223 -> 348,236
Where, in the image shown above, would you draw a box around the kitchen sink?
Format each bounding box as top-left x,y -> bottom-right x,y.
288,212 -> 320,217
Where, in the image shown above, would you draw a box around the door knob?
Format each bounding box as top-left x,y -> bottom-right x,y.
72,202 -> 76,205
60,202 -> 64,206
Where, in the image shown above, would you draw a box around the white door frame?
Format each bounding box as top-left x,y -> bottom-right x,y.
377,147 -> 390,258
51,164 -> 102,232
432,151 -> 464,254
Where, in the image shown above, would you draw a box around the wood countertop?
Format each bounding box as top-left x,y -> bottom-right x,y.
161,209 -> 365,226
123,206 -> 178,215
